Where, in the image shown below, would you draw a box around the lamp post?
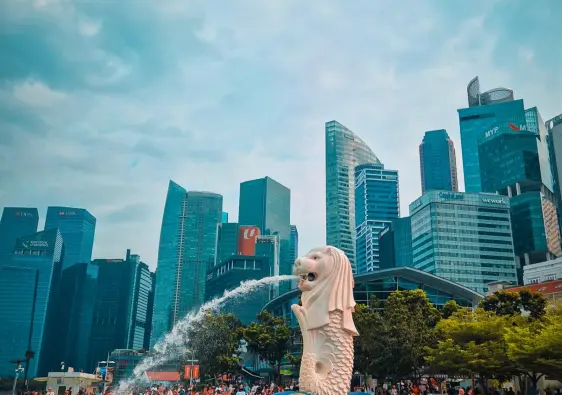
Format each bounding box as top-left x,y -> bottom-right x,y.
11,361 -> 25,395
99,354 -> 115,394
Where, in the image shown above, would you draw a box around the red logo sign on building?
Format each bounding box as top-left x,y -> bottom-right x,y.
237,226 -> 261,256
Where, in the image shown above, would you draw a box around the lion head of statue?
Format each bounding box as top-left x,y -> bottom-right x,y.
293,246 -> 358,335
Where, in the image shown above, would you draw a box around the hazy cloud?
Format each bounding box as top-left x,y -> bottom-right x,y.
0,0 -> 561,269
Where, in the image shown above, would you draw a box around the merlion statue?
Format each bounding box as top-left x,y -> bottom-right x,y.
291,246 -> 358,395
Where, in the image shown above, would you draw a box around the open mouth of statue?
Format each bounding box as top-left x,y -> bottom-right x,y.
299,273 -> 316,282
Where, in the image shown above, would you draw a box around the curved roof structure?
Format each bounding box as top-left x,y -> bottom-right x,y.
467,76 -> 514,107
264,266 -> 484,311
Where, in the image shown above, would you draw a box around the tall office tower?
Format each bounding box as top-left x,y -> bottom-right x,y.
222,212 -> 229,223
354,163 -> 399,273
216,222 -> 239,266
419,130 -> 459,193
0,207 -> 39,264
255,235 -> 280,298
325,120 -> 381,271
478,116 -> 561,283
151,181 -> 223,346
409,191 -> 518,294
238,176 -> 291,292
458,77 -> 518,192
289,225 -> 299,263
0,229 -> 64,378
547,114 -> 562,225
526,107 -> 555,193
44,207 -> 96,269
88,251 -> 155,369
378,217 -> 413,270
144,271 -> 156,350
55,262 -> 99,372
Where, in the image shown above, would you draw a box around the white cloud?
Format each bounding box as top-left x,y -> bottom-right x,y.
1,0 -> 560,269
78,18 -> 102,37
12,80 -> 67,107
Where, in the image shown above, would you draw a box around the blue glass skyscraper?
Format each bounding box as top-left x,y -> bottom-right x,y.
238,176 -> 291,292
354,163 -> 400,273
0,229 -> 64,378
459,77 -> 519,192
44,207 -> 96,269
326,121 -> 381,270
289,225 -> 299,263
378,217 -> 413,270
0,207 -> 39,264
419,130 -> 458,193
151,181 -> 223,345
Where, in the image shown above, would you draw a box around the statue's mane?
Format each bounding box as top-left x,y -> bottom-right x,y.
301,246 -> 358,336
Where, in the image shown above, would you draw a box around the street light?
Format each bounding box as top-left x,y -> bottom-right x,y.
185,350 -> 196,388
98,354 -> 116,394
10,360 -> 25,395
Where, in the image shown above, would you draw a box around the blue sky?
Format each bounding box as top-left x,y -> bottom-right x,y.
1,0 -> 560,269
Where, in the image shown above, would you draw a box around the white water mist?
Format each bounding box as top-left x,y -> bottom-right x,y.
116,274 -> 296,394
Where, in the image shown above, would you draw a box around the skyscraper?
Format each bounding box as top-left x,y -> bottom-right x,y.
44,207 -> 96,270
419,130 -> 458,193
354,163 -> 400,273
458,77 -> 519,192
378,217 -> 413,270
0,229 -> 64,378
0,207 -> 39,264
88,251 -> 154,369
289,225 -> 298,263
325,120 -> 381,271
222,212 -> 229,223
238,176 -> 291,292
409,191 -> 517,294
216,222 -> 239,266
55,261 -> 99,372
151,181 -> 223,345
547,114 -> 562,224
478,114 -> 561,282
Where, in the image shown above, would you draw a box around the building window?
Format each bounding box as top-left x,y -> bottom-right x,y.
528,278 -> 540,284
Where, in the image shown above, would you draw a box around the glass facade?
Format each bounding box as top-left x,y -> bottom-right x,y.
0,207 -> 39,265
289,225 -> 298,290
88,257 -> 136,369
547,114 -> 562,228
409,191 -> 517,294
325,120 -> 381,271
458,98 -> 525,192
379,217 -> 413,270
238,177 -> 291,293
205,256 -> 272,324
0,229 -> 64,378
264,267 -> 483,327
127,256 -> 154,350
216,222 -> 239,266
55,262 -> 99,373
151,182 -> 223,346
419,130 -> 458,193
44,206 -> 96,270
478,114 -> 561,281
526,107 -> 554,193
354,163 -> 399,273
222,212 -> 229,223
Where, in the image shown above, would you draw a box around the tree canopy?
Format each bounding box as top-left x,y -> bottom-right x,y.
184,312 -> 245,380
353,290 -> 441,380
480,290 -> 547,320
242,310 -> 291,380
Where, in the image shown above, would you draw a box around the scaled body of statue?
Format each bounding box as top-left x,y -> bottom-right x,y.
291,246 -> 358,395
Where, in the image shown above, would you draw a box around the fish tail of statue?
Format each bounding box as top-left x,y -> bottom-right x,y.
292,246 -> 358,395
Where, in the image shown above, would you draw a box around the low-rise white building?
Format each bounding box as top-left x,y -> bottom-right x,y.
523,257 -> 562,284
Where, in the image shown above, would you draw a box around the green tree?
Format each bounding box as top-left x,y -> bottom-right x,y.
480,290 -> 547,319
242,310 -> 291,381
382,289 -> 441,380
441,300 -> 461,319
353,303 -> 386,378
426,308 -> 516,394
184,312 -> 244,380
505,307 -> 562,387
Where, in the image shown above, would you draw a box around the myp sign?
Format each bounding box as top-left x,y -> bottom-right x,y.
438,192 -> 464,201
